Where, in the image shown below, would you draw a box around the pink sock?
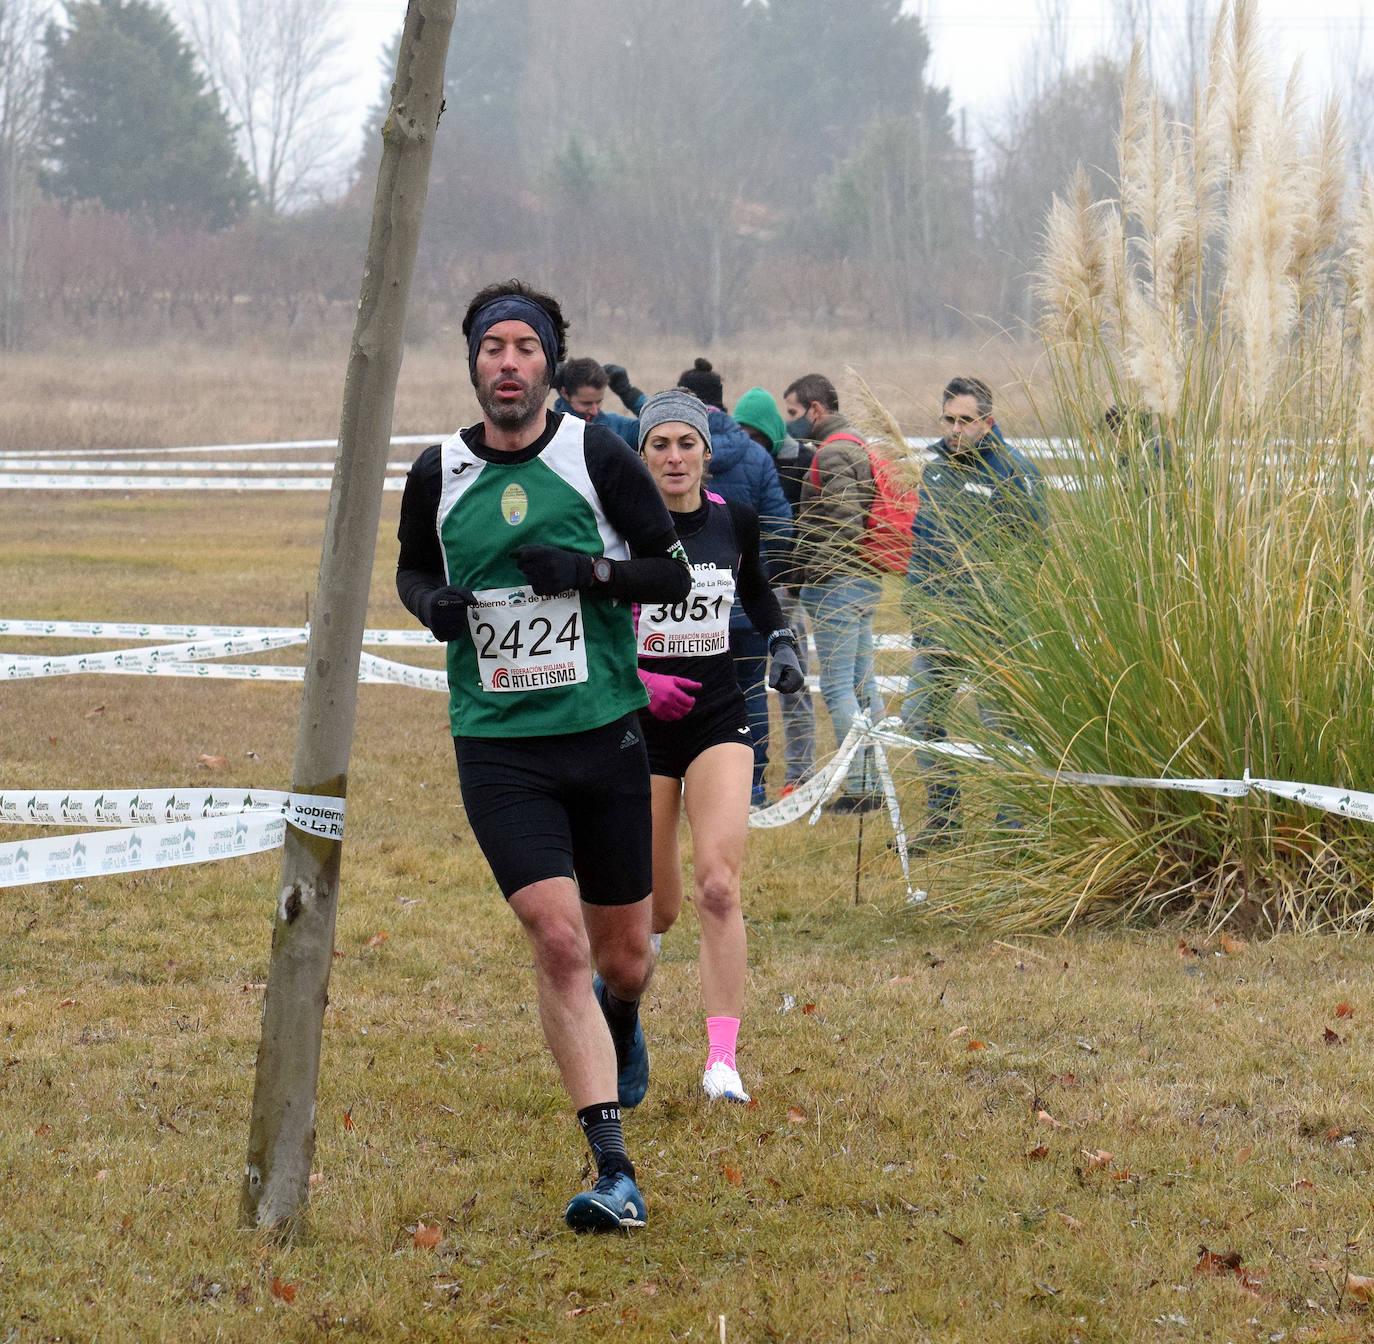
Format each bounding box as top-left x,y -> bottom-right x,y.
705,1016 -> 740,1070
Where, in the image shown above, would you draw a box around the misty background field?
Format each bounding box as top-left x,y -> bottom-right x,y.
7,0 -> 1374,1336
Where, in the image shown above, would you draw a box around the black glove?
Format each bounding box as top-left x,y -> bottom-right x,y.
511,544 -> 593,595
768,640 -> 805,695
420,585 -> 476,642
602,363 -> 643,410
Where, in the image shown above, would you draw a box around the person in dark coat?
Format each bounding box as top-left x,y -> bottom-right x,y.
733,385 -> 815,796
901,375 -> 1047,849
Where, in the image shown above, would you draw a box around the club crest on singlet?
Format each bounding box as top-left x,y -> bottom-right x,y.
500,483 -> 528,526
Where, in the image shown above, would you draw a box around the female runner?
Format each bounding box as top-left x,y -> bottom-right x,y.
634,389 -> 804,1102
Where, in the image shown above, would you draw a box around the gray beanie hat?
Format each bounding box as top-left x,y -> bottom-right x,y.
637,388 -> 712,453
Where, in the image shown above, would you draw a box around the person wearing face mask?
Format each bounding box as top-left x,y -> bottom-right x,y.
633,389 -> 804,1105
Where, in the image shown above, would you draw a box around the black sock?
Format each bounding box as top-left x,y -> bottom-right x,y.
577,1102 -> 633,1180
597,985 -> 641,1059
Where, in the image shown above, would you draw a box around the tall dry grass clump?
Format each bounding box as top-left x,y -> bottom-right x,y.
907,0 -> 1374,933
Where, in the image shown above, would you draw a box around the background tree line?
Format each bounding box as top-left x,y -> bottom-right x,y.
3,0 -> 1364,352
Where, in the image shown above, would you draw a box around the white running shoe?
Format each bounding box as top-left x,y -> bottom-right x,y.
702,1061 -> 750,1103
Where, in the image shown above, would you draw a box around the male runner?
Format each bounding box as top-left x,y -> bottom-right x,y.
395,279 -> 691,1232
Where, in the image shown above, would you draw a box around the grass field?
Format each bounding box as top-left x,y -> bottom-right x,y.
2,346 -> 1374,1341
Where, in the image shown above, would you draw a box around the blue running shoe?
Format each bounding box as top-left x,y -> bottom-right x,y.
565,1169 -> 647,1232
593,973 -> 650,1108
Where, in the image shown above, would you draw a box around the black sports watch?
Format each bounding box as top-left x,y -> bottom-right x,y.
591,557 -> 614,586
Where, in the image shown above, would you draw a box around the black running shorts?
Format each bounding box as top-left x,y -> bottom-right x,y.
453,713 -> 652,905
639,691 -> 751,781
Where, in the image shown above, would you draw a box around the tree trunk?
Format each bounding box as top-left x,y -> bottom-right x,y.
240,0 -> 454,1238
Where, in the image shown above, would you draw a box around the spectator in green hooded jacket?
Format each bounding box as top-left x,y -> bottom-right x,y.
733,386 -> 816,796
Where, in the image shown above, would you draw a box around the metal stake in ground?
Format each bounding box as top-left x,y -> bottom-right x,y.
239,0 -> 455,1238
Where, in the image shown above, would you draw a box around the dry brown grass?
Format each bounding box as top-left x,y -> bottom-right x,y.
0,325 -> 1042,457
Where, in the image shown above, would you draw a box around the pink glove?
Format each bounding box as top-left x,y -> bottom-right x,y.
639,669 -> 702,721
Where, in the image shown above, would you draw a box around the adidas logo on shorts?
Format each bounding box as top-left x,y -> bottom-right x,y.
620,729 -> 640,750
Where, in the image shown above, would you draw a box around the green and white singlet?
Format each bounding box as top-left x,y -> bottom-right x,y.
435,414 -> 646,738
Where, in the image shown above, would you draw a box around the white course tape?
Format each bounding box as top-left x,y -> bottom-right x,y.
0,458 -> 410,474
0,474 -> 409,491
0,788 -> 346,889
1248,774 -> 1374,823
0,434 -> 439,459
357,651 -> 447,691
0,812 -> 287,888
0,787 -> 343,835
0,619 -> 437,646
0,631 -> 307,680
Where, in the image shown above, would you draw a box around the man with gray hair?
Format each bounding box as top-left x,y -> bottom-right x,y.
901,375 -> 1047,850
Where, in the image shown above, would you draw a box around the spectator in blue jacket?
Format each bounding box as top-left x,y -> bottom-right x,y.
901,375 -> 1048,849
677,358 -> 793,805
552,356 -> 646,448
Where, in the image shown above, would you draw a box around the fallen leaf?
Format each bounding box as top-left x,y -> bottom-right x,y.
412,1222 -> 442,1249
721,1164 -> 742,1186
786,1106 -> 806,1123
342,1108 -> 355,1132
84,704 -> 106,719
1059,1211 -> 1083,1232
33,1123 -> 51,1137
802,1003 -> 816,1015
1219,932 -> 1247,955
1195,1247 -> 1243,1277
270,1278 -> 298,1305
1292,1178 -> 1314,1190
308,1173 -> 325,1187
94,1169 -> 108,1181
1057,1072 -> 1077,1087
196,753 -> 228,771
639,1283 -> 659,1296
1037,1109 -> 1066,1130
1026,1144 -> 1050,1161
948,1025 -> 968,1039
364,931 -> 389,949
565,1307 -> 593,1318
57,998 -> 77,1008
966,1039 -> 987,1051
1082,1149 -> 1114,1168
1235,1145 -> 1254,1165
1176,939 -> 1198,959
1336,1001 -> 1354,1019
1323,1026 -> 1342,1046
888,974 -> 915,984
1345,1272 -> 1374,1301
